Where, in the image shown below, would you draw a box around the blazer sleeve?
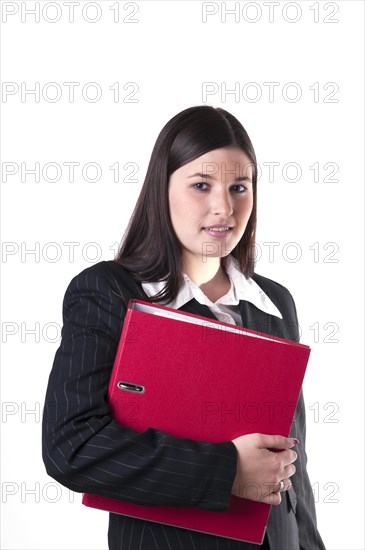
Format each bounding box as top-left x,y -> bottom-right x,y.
283,289 -> 326,550
41,264 -> 238,511
291,390 -> 326,550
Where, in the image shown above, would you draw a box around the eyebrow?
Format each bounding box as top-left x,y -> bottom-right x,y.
187,172 -> 252,183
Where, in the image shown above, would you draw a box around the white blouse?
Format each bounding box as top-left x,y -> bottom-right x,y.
141,254 -> 282,326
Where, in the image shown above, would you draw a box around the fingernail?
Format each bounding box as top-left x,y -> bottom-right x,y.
289,438 -> 299,445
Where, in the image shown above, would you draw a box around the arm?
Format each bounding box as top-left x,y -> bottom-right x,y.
42,264 -> 237,510
290,389 -> 326,550
287,293 -> 326,550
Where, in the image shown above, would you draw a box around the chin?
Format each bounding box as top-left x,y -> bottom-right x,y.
201,244 -> 232,258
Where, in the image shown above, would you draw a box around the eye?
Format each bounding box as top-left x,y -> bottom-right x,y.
192,182 -> 209,191
192,182 -> 247,193
231,184 -> 247,193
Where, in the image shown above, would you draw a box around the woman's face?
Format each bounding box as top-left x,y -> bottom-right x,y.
168,146 -> 254,263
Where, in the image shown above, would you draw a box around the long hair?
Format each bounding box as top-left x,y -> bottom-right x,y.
114,105 -> 258,304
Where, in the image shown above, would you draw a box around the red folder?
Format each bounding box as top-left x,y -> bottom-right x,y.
82,299 -> 310,544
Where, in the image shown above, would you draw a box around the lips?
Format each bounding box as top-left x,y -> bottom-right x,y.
203,225 -> 232,229
203,226 -> 232,231
203,227 -> 233,238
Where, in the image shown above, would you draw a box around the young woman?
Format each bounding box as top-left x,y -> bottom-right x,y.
42,105 -> 326,550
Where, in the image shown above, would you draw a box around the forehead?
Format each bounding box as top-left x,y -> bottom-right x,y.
177,147 -> 253,177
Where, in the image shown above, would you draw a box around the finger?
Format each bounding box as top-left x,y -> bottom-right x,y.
283,463 -> 296,478
260,434 -> 299,450
274,478 -> 292,493
287,450 -> 298,464
265,491 -> 282,505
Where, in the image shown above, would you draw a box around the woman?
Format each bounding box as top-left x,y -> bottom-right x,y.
42,105 -> 326,550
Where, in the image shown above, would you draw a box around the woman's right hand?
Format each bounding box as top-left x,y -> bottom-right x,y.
231,433 -> 298,505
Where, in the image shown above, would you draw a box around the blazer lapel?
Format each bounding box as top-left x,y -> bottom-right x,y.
177,298 -> 275,337
238,300 -> 274,336
177,298 -> 221,322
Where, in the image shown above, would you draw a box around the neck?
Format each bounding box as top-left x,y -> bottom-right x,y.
182,254 -> 229,287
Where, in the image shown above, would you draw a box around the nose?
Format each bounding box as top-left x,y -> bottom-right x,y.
211,187 -> 233,217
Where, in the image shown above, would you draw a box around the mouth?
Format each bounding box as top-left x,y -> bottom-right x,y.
203,226 -> 233,238
203,226 -> 233,231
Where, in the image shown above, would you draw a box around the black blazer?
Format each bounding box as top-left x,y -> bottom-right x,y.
42,260 -> 326,550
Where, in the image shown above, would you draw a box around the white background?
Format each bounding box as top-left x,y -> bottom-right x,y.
1,1 -> 364,549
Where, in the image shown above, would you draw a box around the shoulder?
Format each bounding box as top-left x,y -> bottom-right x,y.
252,271 -> 298,321
66,260 -> 130,285
56,261 -> 137,345
252,271 -> 294,299
63,260 -> 145,309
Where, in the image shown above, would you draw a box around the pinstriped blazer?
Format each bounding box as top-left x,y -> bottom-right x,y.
42,260 -> 326,550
